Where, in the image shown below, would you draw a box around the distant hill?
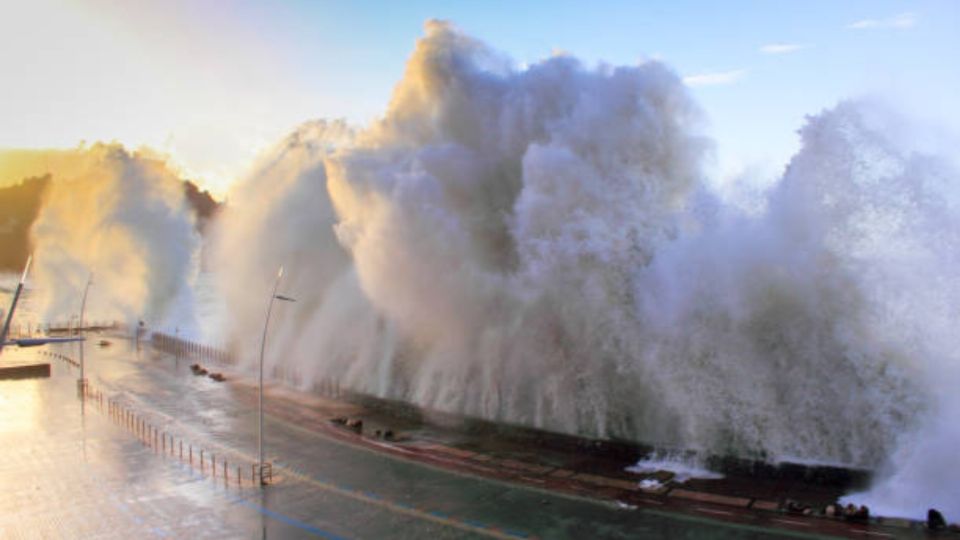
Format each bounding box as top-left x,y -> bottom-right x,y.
0,176 -> 221,272
0,175 -> 50,271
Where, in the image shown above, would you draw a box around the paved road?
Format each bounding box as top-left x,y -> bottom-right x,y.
1,340 -> 842,539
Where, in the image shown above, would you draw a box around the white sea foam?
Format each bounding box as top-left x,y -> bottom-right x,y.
627,452 -> 723,482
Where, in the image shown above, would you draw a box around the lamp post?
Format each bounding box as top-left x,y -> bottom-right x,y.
258,265 -> 295,486
77,273 -> 93,394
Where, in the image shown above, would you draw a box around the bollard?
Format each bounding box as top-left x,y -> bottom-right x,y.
237,466 -> 241,486
179,440 -> 183,459
162,432 -> 166,452
212,454 -> 216,477
189,445 -> 192,465
200,450 -> 204,471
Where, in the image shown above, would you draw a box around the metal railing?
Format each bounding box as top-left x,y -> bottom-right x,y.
150,332 -> 237,366
149,332 -> 342,399
48,350 -> 269,487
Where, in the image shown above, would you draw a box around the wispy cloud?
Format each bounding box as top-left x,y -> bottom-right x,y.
848,12 -> 917,30
759,43 -> 808,55
683,69 -> 747,87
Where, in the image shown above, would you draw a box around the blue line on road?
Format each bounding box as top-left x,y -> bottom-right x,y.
171,458 -> 348,539
230,495 -> 349,540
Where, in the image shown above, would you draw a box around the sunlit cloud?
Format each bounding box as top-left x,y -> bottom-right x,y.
760,43 -> 808,55
683,69 -> 747,87
848,12 -> 917,30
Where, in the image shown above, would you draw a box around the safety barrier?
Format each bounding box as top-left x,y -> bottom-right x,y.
151,332 -> 237,366
39,350 -> 80,368
49,320 -> 122,335
6,320 -> 121,338
150,333 -> 342,399
47,351 -> 271,488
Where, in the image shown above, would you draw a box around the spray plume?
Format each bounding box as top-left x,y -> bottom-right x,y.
215,22 -> 960,518
29,143 -> 199,329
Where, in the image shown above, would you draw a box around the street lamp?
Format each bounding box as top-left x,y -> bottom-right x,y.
258,265 -> 295,486
77,273 -> 93,395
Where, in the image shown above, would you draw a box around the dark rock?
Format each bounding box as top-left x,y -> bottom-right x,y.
783,499 -> 805,514
649,470 -> 676,483
928,508 -> 947,530
843,504 -> 869,523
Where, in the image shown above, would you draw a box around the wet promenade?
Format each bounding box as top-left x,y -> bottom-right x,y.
0,340 -> 946,538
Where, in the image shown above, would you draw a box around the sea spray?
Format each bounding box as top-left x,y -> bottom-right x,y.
29,143 -> 199,330
215,22 -> 959,518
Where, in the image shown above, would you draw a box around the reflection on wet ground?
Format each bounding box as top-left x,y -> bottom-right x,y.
1,342 -> 831,539
0,350 -> 262,538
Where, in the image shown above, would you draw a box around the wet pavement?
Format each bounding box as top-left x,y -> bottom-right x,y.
0,339 -> 944,539
0,348 -> 260,538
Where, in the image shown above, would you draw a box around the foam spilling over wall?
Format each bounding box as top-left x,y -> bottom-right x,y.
29,143 -> 199,330
215,22 -> 960,518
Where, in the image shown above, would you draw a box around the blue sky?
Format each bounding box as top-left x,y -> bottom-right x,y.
1,0 -> 957,195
